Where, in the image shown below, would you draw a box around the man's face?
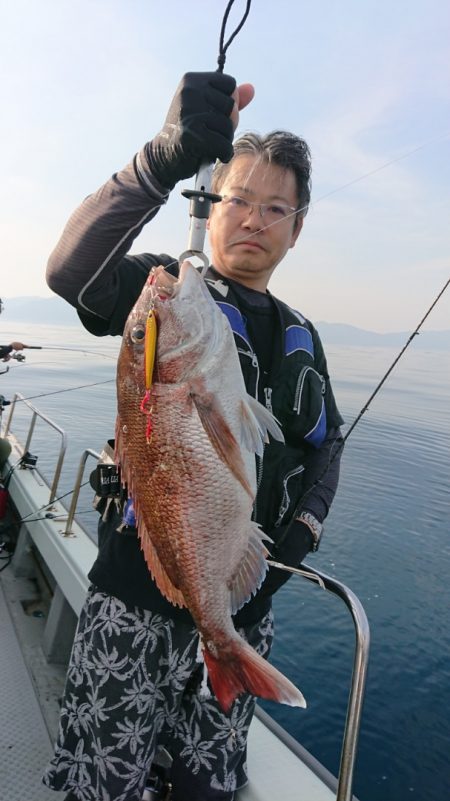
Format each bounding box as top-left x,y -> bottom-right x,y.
208,155 -> 302,291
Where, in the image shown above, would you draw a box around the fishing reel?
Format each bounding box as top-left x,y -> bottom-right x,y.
11,352 -> 26,362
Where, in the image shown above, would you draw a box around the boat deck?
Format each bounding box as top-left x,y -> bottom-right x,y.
0,576 -> 64,801
0,559 -> 337,801
0,420 -> 366,801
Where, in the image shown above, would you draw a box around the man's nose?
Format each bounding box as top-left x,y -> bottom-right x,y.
241,204 -> 263,227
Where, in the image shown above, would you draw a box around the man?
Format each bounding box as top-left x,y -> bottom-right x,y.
0,341 -> 26,361
0,341 -> 25,466
43,72 -> 344,801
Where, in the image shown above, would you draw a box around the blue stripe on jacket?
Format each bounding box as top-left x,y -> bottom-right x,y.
285,325 -> 314,357
305,399 -> 327,447
216,302 -> 252,349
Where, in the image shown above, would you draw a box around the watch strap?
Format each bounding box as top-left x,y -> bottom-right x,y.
294,511 -> 323,551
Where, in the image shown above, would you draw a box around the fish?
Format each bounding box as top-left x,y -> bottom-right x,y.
115,260 -> 306,712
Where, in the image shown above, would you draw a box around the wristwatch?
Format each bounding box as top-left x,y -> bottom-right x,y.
295,511 -> 323,552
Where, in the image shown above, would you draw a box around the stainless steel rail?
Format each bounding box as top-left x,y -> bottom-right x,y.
63,448 -> 101,536
3,392 -> 68,503
268,560 -> 370,801
2,396 -> 369,800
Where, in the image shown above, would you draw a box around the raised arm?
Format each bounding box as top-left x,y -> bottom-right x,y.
46,73 -> 254,324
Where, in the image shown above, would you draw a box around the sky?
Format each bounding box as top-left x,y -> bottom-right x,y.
1,0 -> 449,332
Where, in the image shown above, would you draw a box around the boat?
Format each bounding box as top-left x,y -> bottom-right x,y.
0,391 -> 369,801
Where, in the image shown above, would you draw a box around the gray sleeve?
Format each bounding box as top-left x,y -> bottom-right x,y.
46,147 -> 171,321
297,427 -> 344,522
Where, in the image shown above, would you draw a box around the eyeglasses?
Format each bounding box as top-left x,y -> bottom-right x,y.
220,195 -> 297,223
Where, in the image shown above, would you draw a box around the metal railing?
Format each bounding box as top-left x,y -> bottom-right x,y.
2,396 -> 369,800
63,449 -> 101,536
267,560 -> 370,801
3,393 -> 68,503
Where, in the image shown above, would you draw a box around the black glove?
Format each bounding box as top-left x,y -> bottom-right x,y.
258,519 -> 314,598
145,72 -> 237,189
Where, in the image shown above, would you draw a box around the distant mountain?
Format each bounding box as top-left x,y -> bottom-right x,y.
2,296 -> 449,350
315,321 -> 450,350
1,295 -> 79,326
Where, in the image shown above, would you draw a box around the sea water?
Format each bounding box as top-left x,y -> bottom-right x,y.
0,323 -> 449,801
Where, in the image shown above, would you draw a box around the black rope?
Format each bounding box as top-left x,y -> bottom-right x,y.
217,0 -> 252,72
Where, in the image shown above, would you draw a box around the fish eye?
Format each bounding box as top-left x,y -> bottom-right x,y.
130,325 -> 145,343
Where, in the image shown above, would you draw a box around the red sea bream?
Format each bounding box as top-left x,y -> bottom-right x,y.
115,261 -> 306,711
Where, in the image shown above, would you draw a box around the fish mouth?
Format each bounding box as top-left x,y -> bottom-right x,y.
147,270 -> 178,302
147,260 -> 209,306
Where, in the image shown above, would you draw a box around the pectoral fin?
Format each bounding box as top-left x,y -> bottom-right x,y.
229,522 -> 272,614
242,395 -> 284,455
190,383 -> 254,499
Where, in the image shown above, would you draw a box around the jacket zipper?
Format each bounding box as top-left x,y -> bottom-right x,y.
293,366 -> 325,415
274,464 -> 305,527
264,387 -> 273,413
238,347 -> 261,402
253,448 -> 265,522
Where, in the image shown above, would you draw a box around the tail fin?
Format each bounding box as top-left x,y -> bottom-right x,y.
203,637 -> 306,713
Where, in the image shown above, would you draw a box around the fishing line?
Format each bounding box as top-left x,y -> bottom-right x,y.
22,507 -> 96,523
1,453 -> 93,525
311,131 -> 450,209
0,347 -> 117,402
210,129 -> 450,246
8,378 -> 114,404
19,480 -> 92,522
2,361 -> 65,369
37,346 -> 118,360
160,130 -> 450,267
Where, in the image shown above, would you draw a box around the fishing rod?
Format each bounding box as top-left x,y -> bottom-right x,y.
294,274 -> 450,512
0,345 -> 117,398
2,344 -> 118,364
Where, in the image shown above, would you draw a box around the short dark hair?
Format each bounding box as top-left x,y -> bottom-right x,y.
212,130 -> 312,219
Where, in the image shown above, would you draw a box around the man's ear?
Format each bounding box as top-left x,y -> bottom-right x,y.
290,216 -> 303,248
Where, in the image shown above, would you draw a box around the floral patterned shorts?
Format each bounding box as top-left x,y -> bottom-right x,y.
43,588 -> 274,801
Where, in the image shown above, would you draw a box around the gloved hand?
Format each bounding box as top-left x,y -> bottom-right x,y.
232,519 -> 314,627
146,72 -> 238,189
258,519 -> 314,598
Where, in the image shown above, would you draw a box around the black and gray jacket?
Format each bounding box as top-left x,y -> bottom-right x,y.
45,149 -> 343,623
201,268 -> 343,534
